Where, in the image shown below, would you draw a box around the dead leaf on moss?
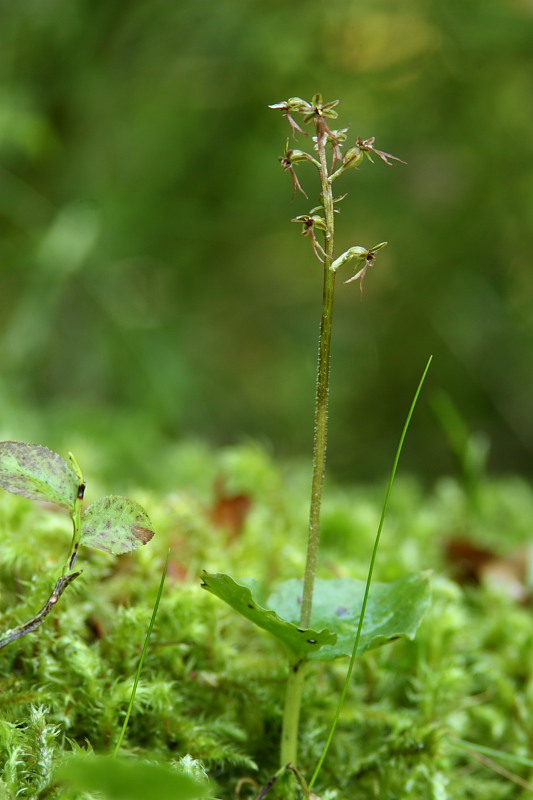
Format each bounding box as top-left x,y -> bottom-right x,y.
208,478 -> 252,540
445,537 -> 530,604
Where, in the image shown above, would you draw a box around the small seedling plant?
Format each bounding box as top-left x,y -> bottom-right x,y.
0,441 -> 156,649
201,95 -> 431,795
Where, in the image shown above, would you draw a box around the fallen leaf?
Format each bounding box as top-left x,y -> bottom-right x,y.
208,478 -> 252,540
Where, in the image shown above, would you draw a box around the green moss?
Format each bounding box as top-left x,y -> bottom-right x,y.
1,441 -> 533,798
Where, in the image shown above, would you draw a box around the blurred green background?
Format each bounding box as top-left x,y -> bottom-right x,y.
1,0 -> 533,487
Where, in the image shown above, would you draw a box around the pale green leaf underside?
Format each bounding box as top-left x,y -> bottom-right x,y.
201,572 -> 337,660
57,754 -> 210,800
268,573 -> 432,661
81,495 -> 156,555
0,441 -> 79,510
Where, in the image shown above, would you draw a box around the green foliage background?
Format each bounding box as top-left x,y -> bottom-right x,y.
1,0 -> 533,483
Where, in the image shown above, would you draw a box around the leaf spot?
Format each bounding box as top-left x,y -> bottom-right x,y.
132,525 -> 155,545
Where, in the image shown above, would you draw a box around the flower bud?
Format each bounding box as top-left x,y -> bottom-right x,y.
343,146 -> 364,169
287,149 -> 311,164
286,97 -> 311,111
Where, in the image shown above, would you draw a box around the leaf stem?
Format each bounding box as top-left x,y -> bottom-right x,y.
0,455 -> 86,650
64,492 -> 84,575
0,570 -> 81,649
64,453 -> 85,575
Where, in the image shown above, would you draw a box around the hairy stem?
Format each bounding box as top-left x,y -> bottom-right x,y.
299,118 -> 336,629
280,118 -> 337,769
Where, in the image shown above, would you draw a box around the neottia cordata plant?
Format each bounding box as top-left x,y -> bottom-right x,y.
0,441 -> 156,649
201,95 -> 431,795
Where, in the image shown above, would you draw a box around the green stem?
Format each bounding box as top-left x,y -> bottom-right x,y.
280,118 -> 337,770
299,118 -> 336,630
280,660 -> 308,766
64,492 -> 83,575
0,459 -> 86,650
64,452 -> 85,575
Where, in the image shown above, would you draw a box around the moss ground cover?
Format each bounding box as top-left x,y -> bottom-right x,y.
1,440 -> 533,798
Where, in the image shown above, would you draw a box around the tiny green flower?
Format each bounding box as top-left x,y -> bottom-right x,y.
292,214 -> 328,262
355,136 -> 406,166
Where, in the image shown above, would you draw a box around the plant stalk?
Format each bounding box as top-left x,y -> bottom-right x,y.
299,118 -> 336,630
0,463 -> 86,650
280,660 -> 308,766
0,570 -> 81,649
64,452 -> 85,576
280,118 -> 337,769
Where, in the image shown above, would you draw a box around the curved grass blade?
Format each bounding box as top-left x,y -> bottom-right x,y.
114,550 -> 170,757
447,737 -> 533,770
309,355 -> 433,790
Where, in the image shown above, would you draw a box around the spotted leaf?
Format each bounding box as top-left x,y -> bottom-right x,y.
0,441 -> 80,511
81,495 -> 156,555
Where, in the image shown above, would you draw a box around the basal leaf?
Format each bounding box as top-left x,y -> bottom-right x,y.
57,754 -> 209,800
81,495 -> 156,555
267,572 -> 431,662
0,441 -> 80,510
201,572 -> 336,659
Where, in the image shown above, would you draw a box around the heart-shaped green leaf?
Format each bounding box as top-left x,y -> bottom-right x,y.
56,754 -> 210,800
0,441 -> 80,511
201,572 -> 337,659
81,496 -> 156,554
267,572 -> 431,661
